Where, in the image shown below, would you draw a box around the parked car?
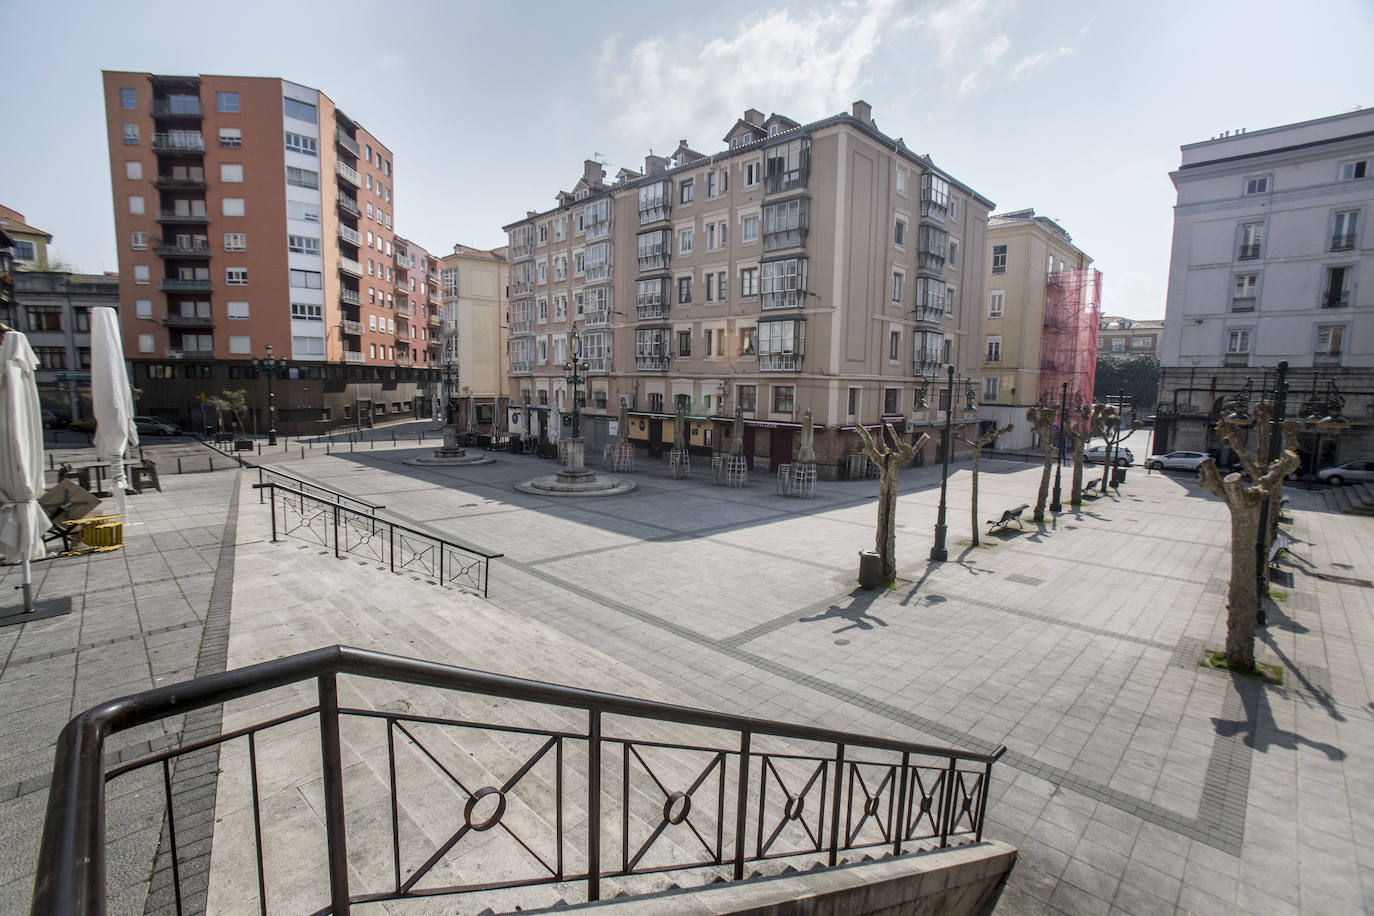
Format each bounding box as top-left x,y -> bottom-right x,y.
69,417 -> 97,433
1084,445 -> 1134,466
134,415 -> 182,436
41,409 -> 70,429
1145,450 -> 1210,472
1316,460 -> 1374,486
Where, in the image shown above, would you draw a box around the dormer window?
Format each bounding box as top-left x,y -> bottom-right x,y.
730,138 -> 739,150
769,125 -> 779,137
742,132 -> 752,143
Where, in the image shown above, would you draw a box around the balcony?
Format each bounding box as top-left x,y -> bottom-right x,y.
584,306 -> 612,328
150,99 -> 202,119
428,337 -> 440,349
429,313 -> 440,327
509,318 -> 533,335
1237,244 -> 1261,261
917,250 -> 945,271
395,252 -> 414,270
511,359 -> 534,375
511,242 -> 534,261
335,161 -> 361,187
342,349 -> 365,364
1230,297 -> 1256,313
1331,233 -> 1356,251
165,347 -> 214,360
586,219 -> 612,242
1313,351 -> 1342,367
512,278 -> 534,296
636,355 -> 669,371
1322,295 -> 1350,309
151,133 -> 205,154
637,252 -> 669,272
586,356 -> 611,374
162,313 -> 214,328
335,129 -> 361,157
586,263 -> 611,284
153,244 -> 211,258
341,319 -> 364,336
156,210 -> 209,224
337,193 -> 361,218
637,302 -> 668,321
429,290 -> 440,305
914,351 -> 943,376
983,354 -> 1002,366
759,352 -> 802,371
159,277 -> 212,292
339,256 -> 363,277
913,306 -> 944,324
340,287 -> 361,305
338,224 -> 361,245
395,354 -> 414,368
152,175 -> 206,190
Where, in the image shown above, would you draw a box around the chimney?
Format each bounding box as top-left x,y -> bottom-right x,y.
644,153 -> 667,176
526,210 -> 537,218
851,100 -> 872,124
744,108 -> 765,127
583,159 -> 605,187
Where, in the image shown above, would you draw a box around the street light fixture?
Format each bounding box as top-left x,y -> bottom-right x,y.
929,365 -> 980,562
251,344 -> 283,446
562,325 -> 590,440
1050,380 -> 1069,513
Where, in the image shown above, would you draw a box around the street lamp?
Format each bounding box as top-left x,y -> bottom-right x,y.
929,365 -> 980,562
251,344 -> 283,445
1050,380 -> 1069,513
563,326 -> 590,440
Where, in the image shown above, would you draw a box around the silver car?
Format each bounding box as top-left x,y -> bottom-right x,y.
1084,445 -> 1133,466
1146,451 -> 1210,471
1316,460 -> 1374,486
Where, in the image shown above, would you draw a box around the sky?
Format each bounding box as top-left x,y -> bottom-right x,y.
3,0 -> 1371,320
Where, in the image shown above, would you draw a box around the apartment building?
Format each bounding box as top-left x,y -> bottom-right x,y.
1098,316 -> 1163,359
503,103 -> 994,477
438,244 -> 509,430
101,71 -> 437,433
0,204 -> 55,272
1157,108 -> 1374,465
977,209 -> 1100,450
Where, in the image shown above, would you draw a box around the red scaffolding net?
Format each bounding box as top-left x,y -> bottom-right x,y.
1040,268 -> 1102,409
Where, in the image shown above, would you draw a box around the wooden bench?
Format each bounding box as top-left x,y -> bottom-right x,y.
987,503 -> 1030,534
1267,531 -> 1291,572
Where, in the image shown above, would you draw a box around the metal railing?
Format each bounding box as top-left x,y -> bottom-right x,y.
341,318 -> 364,335
258,482 -> 498,596
339,256 -> 363,276
32,644 -> 1002,915
1330,233 -> 1356,251
255,466 -> 382,514
340,287 -> 361,305
1237,244 -> 1261,260
151,132 -> 205,152
337,193 -> 362,218
343,350 -> 365,363
339,224 -> 361,245
158,278 -> 212,292
335,129 -> 361,157
336,161 -> 361,186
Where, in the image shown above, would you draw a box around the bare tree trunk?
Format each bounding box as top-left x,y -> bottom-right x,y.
1035,448 -> 1056,523
1225,491 -> 1262,671
970,448 -> 982,547
876,460 -> 897,580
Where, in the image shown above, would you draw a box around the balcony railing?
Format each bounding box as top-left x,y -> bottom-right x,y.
511,242 -> 534,261
1224,352 -> 1250,367
156,210 -> 209,224
165,347 -> 214,360
584,307 -> 612,327
395,354 -> 414,368
1237,244 -> 1261,260
339,257 -> 363,276
337,193 -> 361,218
917,250 -> 945,271
1313,351 -> 1342,367
395,252 -> 413,270
338,224 -> 361,245
915,352 -> 943,376
341,319 -> 364,335
151,132 -> 205,153
636,354 -> 670,371
759,352 -> 802,371
1331,233 -> 1356,251
586,220 -> 612,242
429,313 -> 441,327
429,290 -> 440,305
509,318 -> 533,335
983,354 -> 1002,365
159,278 -> 212,292
153,244 -> 210,258
335,161 -> 361,186
1230,297 -> 1256,312
637,303 -> 668,321
150,99 -> 202,118
511,359 -> 534,374
343,349 -> 365,363
335,128 -> 361,157
1322,295 -> 1350,309
152,175 -> 206,190
161,313 -> 214,328
586,263 -> 611,284
913,306 -> 944,324
340,287 -> 360,305
586,356 -> 611,373
512,278 -> 534,296
637,252 -> 669,271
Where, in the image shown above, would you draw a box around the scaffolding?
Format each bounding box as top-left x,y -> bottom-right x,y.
1040,268 -> 1102,409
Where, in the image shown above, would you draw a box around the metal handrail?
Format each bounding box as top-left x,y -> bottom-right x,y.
32,644 -> 1004,915
255,466 -> 383,513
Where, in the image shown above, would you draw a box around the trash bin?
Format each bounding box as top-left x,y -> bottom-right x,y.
858,550 -> 883,589
1112,467 -> 1127,486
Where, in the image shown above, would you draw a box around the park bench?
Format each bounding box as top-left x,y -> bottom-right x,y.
1267,531 -> 1291,573
987,503 -> 1030,534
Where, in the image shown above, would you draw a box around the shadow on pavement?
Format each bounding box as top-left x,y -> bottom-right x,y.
797,587 -> 888,634
1212,675 -> 1346,759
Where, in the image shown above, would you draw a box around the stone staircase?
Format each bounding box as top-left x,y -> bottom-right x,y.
1322,481 -> 1374,515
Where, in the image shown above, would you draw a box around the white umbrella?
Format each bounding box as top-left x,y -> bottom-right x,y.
0,328 -> 49,612
550,404 -> 561,443
90,308 -> 139,520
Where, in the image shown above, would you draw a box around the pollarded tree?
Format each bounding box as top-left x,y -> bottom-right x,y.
1198,415 -> 1300,673
958,423 -> 1014,546
1066,403 -> 1112,506
1026,406 -> 1059,522
856,423 -> 930,583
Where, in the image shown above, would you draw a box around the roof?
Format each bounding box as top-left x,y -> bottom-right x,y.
445,244 -> 506,263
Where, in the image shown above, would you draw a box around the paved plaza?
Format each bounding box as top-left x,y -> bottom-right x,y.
2,426 -> 1371,915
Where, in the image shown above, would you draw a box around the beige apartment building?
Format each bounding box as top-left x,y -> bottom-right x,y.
503,103 -> 994,477
438,244 -> 509,429
101,71 -> 438,433
979,209 -> 1100,451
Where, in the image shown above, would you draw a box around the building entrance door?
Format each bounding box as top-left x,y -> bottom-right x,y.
648,418 -> 664,457
743,426 -> 757,470
769,428 -> 794,472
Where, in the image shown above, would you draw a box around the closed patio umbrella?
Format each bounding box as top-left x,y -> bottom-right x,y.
0,327 -> 49,612
90,308 -> 139,520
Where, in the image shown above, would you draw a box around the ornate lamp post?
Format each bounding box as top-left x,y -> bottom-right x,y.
251,345 -> 282,445
563,326 -> 589,441
1050,380 -> 1069,513
930,365 -> 979,562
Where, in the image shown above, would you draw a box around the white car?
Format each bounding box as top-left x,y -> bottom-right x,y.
1316,460 -> 1374,486
1146,451 -> 1209,471
1084,445 -> 1133,466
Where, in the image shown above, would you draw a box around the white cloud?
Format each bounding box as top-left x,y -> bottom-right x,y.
1010,46 -> 1073,81
957,32 -> 1010,96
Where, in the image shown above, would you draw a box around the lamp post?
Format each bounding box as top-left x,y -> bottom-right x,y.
251,344 -> 282,445
1050,380 -> 1068,512
563,326 -> 589,440
929,366 -> 979,562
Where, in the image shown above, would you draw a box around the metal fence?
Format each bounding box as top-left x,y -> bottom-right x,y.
31,646 -> 1005,916
254,466 -> 383,517
258,482 -> 499,597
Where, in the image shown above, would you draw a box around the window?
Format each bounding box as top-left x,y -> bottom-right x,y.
761,258 -> 807,310
772,386 -> 795,413
229,335 -> 251,355
537,299 -> 548,323
120,88 -> 137,109
214,164 -> 243,185
289,269 -> 323,289
26,306 -> 63,331
223,198 -> 245,217
706,224 -> 715,250
1323,266 -> 1352,308
1332,210 -> 1359,250
1316,325 -> 1345,358
219,128 -> 241,147
638,180 -> 670,224
637,229 -> 670,270
745,161 -> 760,187
738,385 -> 757,411
128,195 -> 145,215
889,331 -> 901,360
680,179 -> 694,203
1239,222 -> 1263,260
125,161 -> 142,180
740,327 -> 756,356
223,232 -> 246,251
123,124 -> 139,144
678,276 -> 693,304
920,173 -> 949,219
1244,176 -> 1270,195
1111,338 -> 1126,353
216,91 -> 240,113
291,302 -> 322,321
758,319 -> 805,371
847,388 -> 858,415
703,327 -> 714,356
991,245 -> 1007,273
283,97 -> 316,123
884,388 -> 899,414
948,240 -> 958,266
1339,160 -> 1367,181
716,270 -> 727,300
739,214 -> 761,245
987,291 -> 1004,318
1232,273 -> 1258,310
226,267 -> 248,286
1048,254 -> 1055,274
917,225 -> 947,269
138,334 -> 154,354
894,218 -> 906,247
705,273 -> 716,302
133,265 -> 150,285
739,267 -> 760,298
765,138 -> 811,192
680,228 -> 693,253
284,132 -> 317,156
895,168 -> 906,194
678,330 -> 692,357
982,377 -> 999,400
762,197 -> 809,251
369,315 -> 377,331
891,271 -> 903,303
286,166 -> 319,189
288,235 -> 321,255
1226,329 -> 1250,354
136,300 -> 152,319
227,301 -> 250,319
985,336 -> 1002,363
